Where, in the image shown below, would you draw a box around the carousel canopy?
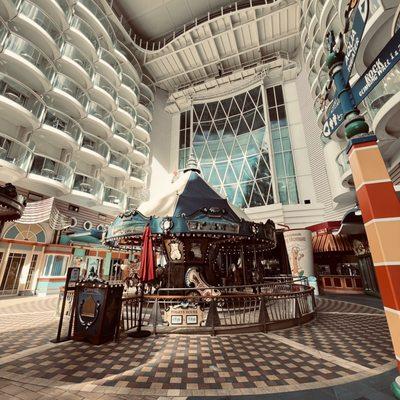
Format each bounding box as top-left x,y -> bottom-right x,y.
104,166 -> 276,249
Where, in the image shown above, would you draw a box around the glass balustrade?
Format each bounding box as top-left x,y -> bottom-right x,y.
127,196 -> 140,209
369,0 -> 382,15
136,115 -> 152,134
110,151 -> 130,172
0,133 -> 33,171
336,149 -> 350,176
18,0 -> 62,42
5,33 -> 56,82
43,108 -> 83,144
103,186 -> 126,206
115,40 -> 142,80
69,15 -> 99,51
87,101 -> 113,128
61,41 -> 94,79
363,65 -> 400,119
0,19 -> 8,47
140,81 -> 154,101
81,132 -> 110,159
52,73 -> 89,110
73,173 -> 103,196
134,138 -> 149,158
98,48 -> 121,77
121,73 -> 139,97
54,0 -> 71,19
118,96 -> 136,120
30,154 -> 74,187
139,93 -> 154,114
113,123 -> 134,146
93,73 -> 117,100
77,0 -> 116,44
130,165 -> 146,181
0,74 -> 46,120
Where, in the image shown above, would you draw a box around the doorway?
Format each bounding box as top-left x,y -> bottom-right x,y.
0,253 -> 26,296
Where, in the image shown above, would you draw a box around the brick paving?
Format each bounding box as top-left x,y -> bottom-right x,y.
0,295 -> 396,398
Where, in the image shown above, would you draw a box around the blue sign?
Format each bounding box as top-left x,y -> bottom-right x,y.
323,98 -> 344,138
352,27 -> 400,105
342,0 -> 369,83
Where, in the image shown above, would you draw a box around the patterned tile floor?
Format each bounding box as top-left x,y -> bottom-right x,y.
0,295 -> 396,399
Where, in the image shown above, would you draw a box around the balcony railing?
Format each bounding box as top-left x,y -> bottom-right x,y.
110,150 -> 130,172
52,73 -> 89,110
81,131 -> 110,160
113,122 -> 134,146
139,92 -> 154,114
69,14 -> 100,51
78,0 -> 116,44
121,73 -> 139,97
0,133 -> 33,171
42,108 -> 83,144
61,41 -> 94,79
136,115 -> 152,135
0,19 -> 7,47
115,40 -> 142,81
72,173 -> 103,198
18,0 -> 62,43
86,101 -> 114,128
4,33 -> 56,82
134,138 -> 150,158
127,195 -> 140,210
54,0 -> 71,20
98,47 -> 121,77
93,73 -> 117,101
0,74 -> 46,121
130,165 -> 146,181
363,64 -> 400,120
117,96 -> 136,121
29,154 -> 74,187
103,186 -> 126,206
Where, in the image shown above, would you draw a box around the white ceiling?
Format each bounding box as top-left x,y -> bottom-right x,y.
116,0 -> 235,41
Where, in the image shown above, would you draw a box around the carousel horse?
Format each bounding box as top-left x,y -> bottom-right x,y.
185,267 -> 221,297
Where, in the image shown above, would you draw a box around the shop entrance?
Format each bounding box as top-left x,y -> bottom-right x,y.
0,253 -> 26,296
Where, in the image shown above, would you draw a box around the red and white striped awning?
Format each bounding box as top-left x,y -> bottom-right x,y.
312,233 -> 354,253
17,197 -> 70,230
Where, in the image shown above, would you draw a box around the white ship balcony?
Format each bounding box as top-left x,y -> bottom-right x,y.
364,66 -> 400,140
10,0 -> 62,59
62,172 -> 103,207
75,0 -> 116,50
336,149 -> 354,189
33,0 -> 71,31
96,48 -> 121,88
115,41 -> 141,85
138,82 -> 154,121
0,74 -> 45,129
109,122 -> 134,153
134,115 -> 151,143
90,73 -> 117,111
35,107 -> 83,151
80,101 -> 113,139
0,132 -> 33,182
127,195 -> 140,211
78,131 -> 110,166
0,0 -> 18,21
45,73 -> 89,119
96,186 -> 127,214
129,138 -> 149,165
57,41 -> 94,90
24,154 -> 74,196
114,96 -> 136,128
128,164 -> 146,188
0,32 -> 55,93
103,150 -> 130,178
120,73 -> 139,106
65,15 -> 99,62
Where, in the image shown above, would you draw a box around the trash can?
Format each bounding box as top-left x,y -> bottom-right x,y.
73,280 -> 124,345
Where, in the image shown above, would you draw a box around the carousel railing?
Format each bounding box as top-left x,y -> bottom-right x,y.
119,280 -> 315,336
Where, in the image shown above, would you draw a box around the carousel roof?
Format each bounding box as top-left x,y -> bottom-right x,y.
138,169 -> 250,222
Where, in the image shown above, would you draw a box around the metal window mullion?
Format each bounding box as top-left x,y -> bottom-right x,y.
261,83 -> 279,204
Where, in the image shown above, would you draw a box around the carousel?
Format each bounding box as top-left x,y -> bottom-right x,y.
104,157 -> 277,292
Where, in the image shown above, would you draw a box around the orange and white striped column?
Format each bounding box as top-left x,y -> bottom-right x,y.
348,135 -> 400,372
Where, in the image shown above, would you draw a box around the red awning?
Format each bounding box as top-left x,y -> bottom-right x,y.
312,233 -> 354,253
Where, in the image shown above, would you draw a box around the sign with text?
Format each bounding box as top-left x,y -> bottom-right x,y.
342,0 -> 369,83
323,98 -> 344,138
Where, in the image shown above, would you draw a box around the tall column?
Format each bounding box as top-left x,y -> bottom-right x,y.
347,134 -> 400,375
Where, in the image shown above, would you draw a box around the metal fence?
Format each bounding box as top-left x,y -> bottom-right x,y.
120,278 -> 316,336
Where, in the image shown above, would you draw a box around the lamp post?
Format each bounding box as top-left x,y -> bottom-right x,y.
324,26 -> 400,399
